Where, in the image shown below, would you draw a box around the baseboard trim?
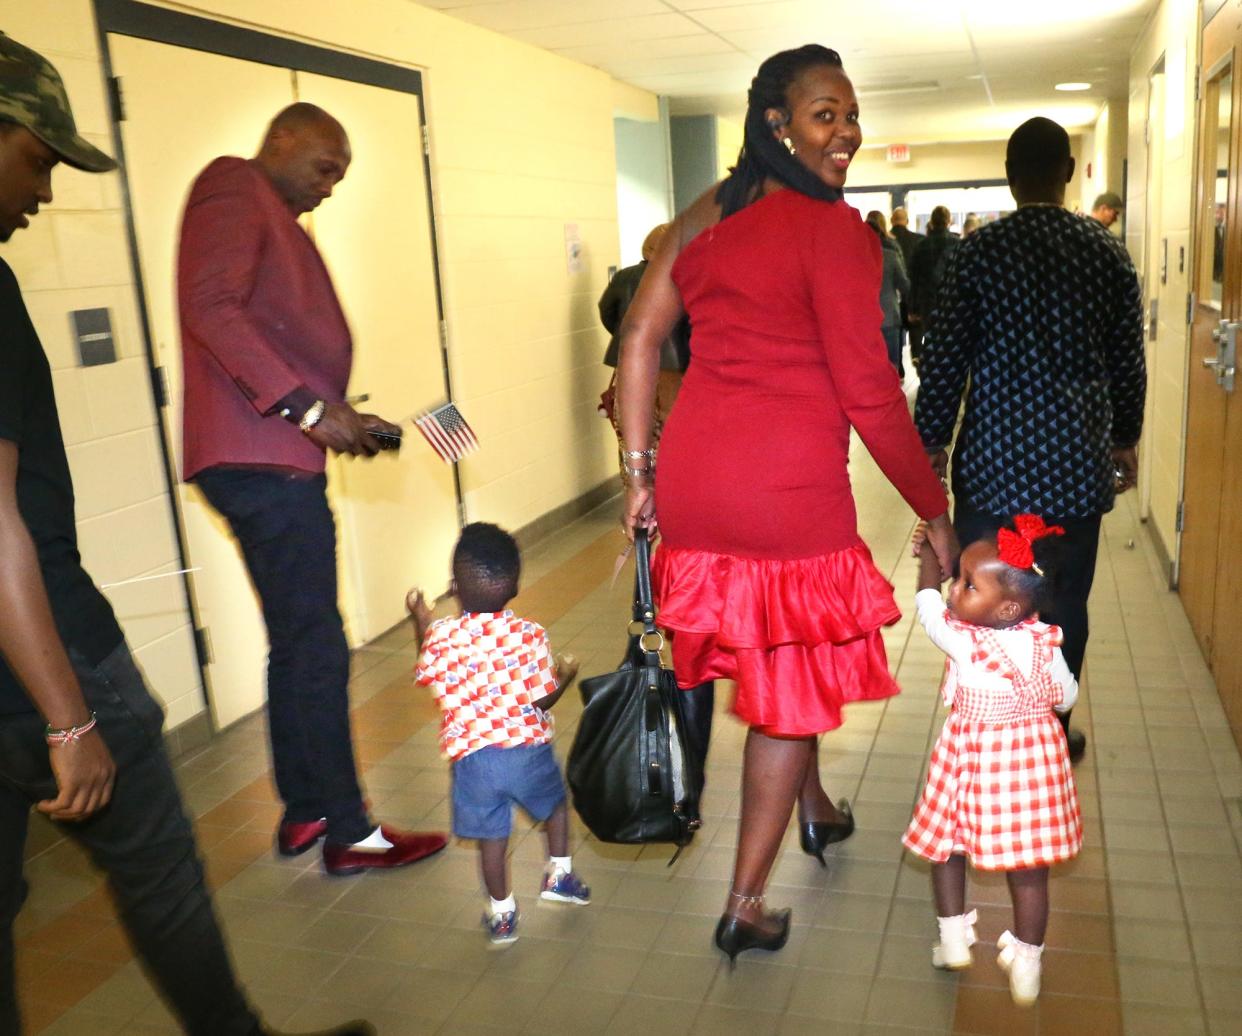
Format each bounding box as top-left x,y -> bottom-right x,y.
1145,517 -> 1177,589
164,710 -> 214,760
511,474 -> 623,552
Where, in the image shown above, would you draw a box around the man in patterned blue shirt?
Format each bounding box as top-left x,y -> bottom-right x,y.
915,117 -> 1146,763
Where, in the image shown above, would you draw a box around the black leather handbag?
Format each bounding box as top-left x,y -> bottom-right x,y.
566,529 -> 704,850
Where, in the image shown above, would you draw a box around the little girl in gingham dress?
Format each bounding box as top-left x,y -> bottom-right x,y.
904,515 -> 1082,1007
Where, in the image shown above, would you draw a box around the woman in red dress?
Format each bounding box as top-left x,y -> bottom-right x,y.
617,45 -> 959,960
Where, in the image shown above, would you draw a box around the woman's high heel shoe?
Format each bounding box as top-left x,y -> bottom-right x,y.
714,908 -> 792,967
799,799 -> 855,867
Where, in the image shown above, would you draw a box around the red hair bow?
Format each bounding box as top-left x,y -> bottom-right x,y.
996,514 -> 1065,572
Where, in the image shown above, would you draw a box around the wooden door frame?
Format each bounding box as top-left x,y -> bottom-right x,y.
91,0 -> 461,710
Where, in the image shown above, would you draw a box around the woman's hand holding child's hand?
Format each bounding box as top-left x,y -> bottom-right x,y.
910,521 -> 929,559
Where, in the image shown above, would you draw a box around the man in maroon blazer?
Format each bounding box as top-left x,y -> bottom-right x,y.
179,103 -> 446,874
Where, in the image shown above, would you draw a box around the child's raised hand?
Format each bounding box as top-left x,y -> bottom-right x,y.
405,588 -> 434,630
910,521 -> 929,558
554,653 -> 580,688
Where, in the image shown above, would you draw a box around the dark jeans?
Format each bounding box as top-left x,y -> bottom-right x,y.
952,497 -> 1102,682
882,325 -> 904,378
0,643 -> 260,1036
196,468 -> 370,845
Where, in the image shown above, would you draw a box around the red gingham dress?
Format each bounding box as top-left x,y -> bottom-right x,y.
902,611 -> 1082,871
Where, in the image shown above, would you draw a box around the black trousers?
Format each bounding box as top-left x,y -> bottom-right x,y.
952,498 -> 1102,682
0,644 -> 260,1036
196,468 -> 370,845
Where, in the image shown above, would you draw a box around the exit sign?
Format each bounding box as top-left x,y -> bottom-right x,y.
887,144 -> 911,163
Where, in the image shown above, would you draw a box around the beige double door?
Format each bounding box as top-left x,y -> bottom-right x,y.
111,36 -> 459,728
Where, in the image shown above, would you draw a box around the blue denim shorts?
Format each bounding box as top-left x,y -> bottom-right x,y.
450,742 -> 566,840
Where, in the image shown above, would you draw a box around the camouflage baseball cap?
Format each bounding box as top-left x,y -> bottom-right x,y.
0,33 -> 116,172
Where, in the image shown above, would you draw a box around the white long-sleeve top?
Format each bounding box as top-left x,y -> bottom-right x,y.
915,588 -> 1078,714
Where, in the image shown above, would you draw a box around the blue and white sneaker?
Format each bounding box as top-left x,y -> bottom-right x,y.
539,867 -> 591,905
483,908 -> 519,947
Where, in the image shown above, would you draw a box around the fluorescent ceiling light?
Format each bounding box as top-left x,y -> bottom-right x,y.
1055,82 -> 1092,91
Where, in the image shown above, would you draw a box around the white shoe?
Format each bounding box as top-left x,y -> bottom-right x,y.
997,930 -> 1043,1006
932,909 -> 978,970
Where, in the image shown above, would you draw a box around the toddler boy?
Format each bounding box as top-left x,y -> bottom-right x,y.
410,523 -> 588,946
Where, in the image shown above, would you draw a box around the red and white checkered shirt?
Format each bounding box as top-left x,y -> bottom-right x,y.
415,611 -> 558,762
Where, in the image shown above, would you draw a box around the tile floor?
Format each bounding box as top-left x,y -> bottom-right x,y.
13,439 -> 1242,1035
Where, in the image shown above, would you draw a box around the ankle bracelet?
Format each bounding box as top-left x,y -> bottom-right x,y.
728,890 -> 764,907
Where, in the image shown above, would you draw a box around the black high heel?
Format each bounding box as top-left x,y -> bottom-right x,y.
714,908 -> 792,967
799,799 -> 855,867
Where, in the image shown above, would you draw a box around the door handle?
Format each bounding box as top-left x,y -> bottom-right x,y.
1209,320 -> 1238,392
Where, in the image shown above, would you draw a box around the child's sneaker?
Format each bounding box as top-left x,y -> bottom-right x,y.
932,909 -> 978,970
483,908 -> 519,947
539,867 -> 591,905
997,930 -> 1042,1006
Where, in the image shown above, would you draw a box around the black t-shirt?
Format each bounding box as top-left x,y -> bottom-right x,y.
0,258 -> 123,714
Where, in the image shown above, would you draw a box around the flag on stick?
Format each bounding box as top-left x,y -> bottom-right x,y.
414,402 -> 478,463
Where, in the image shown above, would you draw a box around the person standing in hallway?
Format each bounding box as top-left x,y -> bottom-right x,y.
890,205 -> 923,268
1090,191 -> 1124,229
890,206 -> 923,368
865,210 -> 911,379
617,44 -> 956,962
0,34 -> 371,1036
908,205 -> 959,369
178,103 -> 446,874
599,223 -> 690,483
915,117 -> 1146,763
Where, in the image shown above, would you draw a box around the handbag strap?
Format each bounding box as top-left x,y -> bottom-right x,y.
632,528 -> 655,625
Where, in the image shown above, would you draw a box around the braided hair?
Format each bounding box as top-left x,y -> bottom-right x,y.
716,44 -> 847,219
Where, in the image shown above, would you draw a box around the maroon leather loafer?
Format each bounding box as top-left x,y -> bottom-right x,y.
322,827 -> 447,876
276,818 -> 328,857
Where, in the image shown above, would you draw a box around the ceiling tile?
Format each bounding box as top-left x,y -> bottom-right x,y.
416,0 -> 1159,144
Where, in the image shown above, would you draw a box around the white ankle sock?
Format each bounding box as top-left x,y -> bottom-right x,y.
351,826 -> 393,851
549,855 -> 572,874
490,894 -> 516,915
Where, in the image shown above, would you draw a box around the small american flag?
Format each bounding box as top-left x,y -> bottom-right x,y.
414,402 -> 478,463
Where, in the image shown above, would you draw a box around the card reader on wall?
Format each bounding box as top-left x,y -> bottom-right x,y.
72,308 -> 117,367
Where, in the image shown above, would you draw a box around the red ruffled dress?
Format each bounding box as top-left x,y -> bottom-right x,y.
652,190 -> 948,737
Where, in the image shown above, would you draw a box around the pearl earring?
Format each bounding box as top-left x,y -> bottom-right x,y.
782,136 -> 796,155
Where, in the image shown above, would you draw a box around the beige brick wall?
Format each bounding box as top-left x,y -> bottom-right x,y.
0,0 -> 206,729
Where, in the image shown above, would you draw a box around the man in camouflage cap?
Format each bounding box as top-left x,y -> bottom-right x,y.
0,32 -> 116,174
0,33 -> 371,1036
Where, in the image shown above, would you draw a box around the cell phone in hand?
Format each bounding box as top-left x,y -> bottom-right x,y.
369,429 -> 403,451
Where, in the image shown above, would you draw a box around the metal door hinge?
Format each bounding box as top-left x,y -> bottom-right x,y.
1195,65 -> 1201,102
1186,291 -> 1196,324
151,365 -> 169,407
108,76 -> 125,122
193,626 -> 213,667
1176,500 -> 1185,533
421,124 -> 430,156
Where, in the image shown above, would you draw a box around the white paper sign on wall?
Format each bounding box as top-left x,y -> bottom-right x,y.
564,222 -> 584,274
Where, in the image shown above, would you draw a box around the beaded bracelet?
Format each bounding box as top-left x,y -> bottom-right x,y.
621,448 -> 655,460
45,712 -> 98,746
624,465 -> 654,480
